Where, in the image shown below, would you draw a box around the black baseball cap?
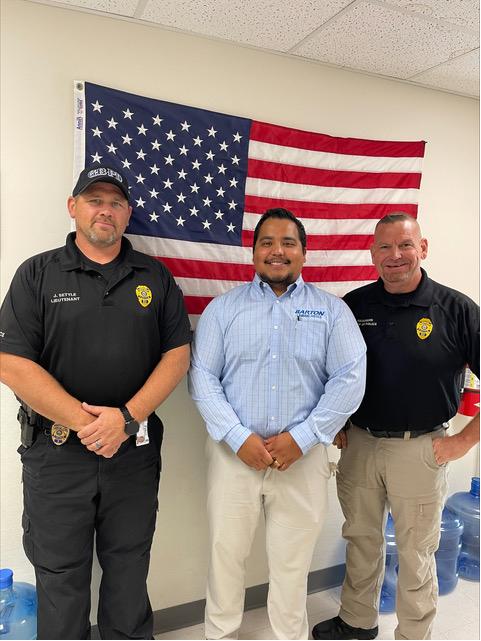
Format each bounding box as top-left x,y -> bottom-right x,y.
72,165 -> 130,201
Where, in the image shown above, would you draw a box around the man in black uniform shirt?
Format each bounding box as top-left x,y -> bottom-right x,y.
313,213 -> 479,641
0,165 -> 192,639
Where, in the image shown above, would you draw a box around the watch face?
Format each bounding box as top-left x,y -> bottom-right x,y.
124,420 -> 140,436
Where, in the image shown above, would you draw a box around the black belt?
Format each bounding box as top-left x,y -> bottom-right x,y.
36,417 -> 54,430
356,424 -> 448,439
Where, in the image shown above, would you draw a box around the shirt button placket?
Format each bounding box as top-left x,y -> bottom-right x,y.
268,299 -> 281,434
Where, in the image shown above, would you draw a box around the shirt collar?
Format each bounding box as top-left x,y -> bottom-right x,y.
59,232 -> 146,271
253,272 -> 305,298
369,268 -> 433,307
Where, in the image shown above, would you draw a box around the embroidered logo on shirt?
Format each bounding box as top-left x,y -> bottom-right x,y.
50,292 -> 80,304
295,308 -> 325,318
136,285 -> 152,308
357,318 -> 377,327
416,317 -> 433,340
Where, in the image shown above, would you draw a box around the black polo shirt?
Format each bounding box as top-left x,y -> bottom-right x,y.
0,233 -> 192,407
344,269 -> 480,432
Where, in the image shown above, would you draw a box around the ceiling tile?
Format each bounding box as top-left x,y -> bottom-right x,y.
294,1 -> 479,78
410,48 -> 480,96
385,0 -> 480,31
50,0 -> 138,15
141,0 -> 354,51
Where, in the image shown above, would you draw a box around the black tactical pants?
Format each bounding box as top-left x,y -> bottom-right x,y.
19,416 -> 163,640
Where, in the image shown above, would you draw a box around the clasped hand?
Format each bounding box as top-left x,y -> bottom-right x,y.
76,403 -> 129,458
237,433 -> 302,471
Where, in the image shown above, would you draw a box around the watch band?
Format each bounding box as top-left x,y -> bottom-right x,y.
119,406 -> 140,435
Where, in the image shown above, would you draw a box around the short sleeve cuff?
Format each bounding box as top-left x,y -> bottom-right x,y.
223,424 -> 252,453
288,425 -> 319,455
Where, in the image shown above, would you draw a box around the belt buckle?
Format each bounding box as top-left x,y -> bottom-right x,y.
51,423 -> 70,445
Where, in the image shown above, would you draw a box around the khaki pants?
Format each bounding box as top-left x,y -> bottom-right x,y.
205,438 -> 330,640
337,425 -> 447,640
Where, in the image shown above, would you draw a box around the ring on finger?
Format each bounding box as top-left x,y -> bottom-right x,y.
95,440 -> 102,450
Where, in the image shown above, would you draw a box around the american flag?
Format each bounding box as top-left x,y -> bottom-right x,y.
74,81 -> 425,320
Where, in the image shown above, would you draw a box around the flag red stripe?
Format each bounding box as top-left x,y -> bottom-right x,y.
185,296 -> 214,314
241,230 -> 373,250
157,256 -> 376,283
250,121 -> 426,158
243,195 -> 419,219
247,159 -> 421,189
159,257 -> 255,281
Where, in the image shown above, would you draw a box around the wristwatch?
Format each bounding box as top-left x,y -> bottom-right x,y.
119,406 -> 140,436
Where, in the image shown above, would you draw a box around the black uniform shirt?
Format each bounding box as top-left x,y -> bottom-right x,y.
0,233 -> 192,407
344,269 -> 480,432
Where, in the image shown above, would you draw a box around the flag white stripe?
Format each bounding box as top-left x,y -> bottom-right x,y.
127,234 -> 251,263
177,277 -> 374,298
176,278 -> 245,297
126,234 -> 373,266
245,177 -> 420,204
248,140 -> 423,173
304,251 -> 372,267
243,212 -> 377,235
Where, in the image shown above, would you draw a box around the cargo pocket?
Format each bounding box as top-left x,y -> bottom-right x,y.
415,501 -> 443,553
22,512 -> 35,564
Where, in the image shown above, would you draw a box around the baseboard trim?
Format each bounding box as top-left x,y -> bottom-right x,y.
153,564 -> 345,635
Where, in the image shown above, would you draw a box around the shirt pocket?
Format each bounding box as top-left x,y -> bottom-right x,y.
289,317 -> 324,362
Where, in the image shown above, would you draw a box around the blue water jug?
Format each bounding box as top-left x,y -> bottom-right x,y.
435,507 -> 464,594
0,569 -> 37,639
446,477 -> 480,581
379,513 -> 398,613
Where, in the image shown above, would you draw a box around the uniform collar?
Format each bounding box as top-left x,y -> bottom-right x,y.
59,232 -> 146,271
253,272 -> 305,298
369,268 -> 433,307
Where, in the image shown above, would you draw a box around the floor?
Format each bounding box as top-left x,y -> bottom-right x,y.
155,578 -> 479,640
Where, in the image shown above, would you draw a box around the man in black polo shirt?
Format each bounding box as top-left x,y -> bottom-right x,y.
312,213 -> 479,641
0,165 -> 192,639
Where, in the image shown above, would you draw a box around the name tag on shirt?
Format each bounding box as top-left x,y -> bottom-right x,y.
136,420 -> 149,446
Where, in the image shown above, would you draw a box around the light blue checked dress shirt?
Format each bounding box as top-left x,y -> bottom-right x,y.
189,274 -> 367,454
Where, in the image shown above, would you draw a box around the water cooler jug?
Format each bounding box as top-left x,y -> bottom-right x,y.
446,477 -> 480,581
0,568 -> 37,639
435,507 -> 464,594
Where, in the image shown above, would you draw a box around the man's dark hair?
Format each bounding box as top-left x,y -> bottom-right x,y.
375,212 -> 417,231
253,208 -> 307,250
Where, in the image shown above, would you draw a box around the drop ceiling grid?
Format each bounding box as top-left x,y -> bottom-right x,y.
293,1 -> 479,79
384,0 -> 480,31
30,0 -> 481,97
140,0 -> 354,51
53,0 -> 138,14
410,48 -> 480,96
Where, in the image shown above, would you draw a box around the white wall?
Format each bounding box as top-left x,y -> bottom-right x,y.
1,0 -> 479,615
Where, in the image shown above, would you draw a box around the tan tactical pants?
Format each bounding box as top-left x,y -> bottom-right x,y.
336,424 -> 447,640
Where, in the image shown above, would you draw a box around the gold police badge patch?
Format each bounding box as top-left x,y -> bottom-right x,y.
136,285 -> 152,308
416,317 -> 433,340
51,423 -> 70,445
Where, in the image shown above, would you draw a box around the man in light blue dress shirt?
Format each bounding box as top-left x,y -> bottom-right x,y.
189,209 -> 366,640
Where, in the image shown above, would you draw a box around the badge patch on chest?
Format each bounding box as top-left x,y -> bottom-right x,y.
136,285 -> 152,308
416,317 -> 433,340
